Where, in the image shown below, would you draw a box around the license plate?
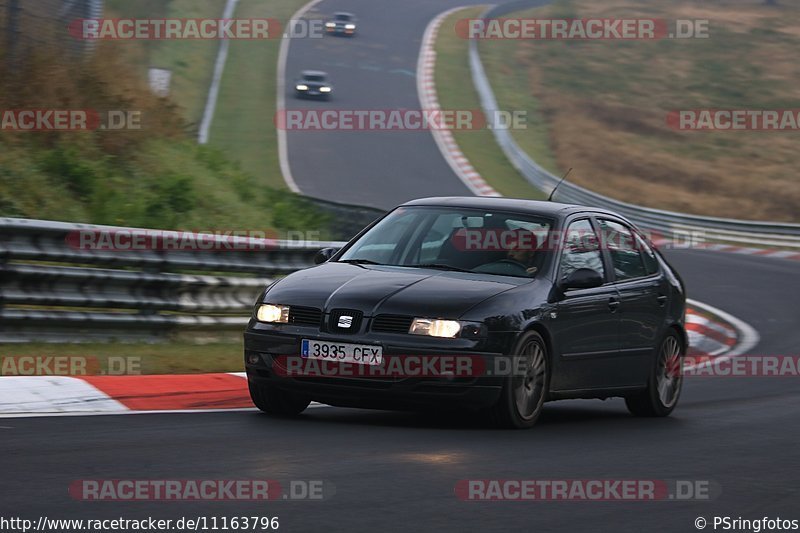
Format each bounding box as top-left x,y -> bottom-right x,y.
301,339 -> 382,365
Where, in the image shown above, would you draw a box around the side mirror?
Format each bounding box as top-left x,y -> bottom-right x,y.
561,268 -> 603,290
314,247 -> 338,264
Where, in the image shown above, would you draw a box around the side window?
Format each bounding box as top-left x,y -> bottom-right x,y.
597,219 -> 648,281
635,233 -> 660,275
559,219 -> 605,280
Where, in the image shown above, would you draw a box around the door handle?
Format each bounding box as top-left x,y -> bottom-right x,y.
608,297 -> 620,312
657,294 -> 668,307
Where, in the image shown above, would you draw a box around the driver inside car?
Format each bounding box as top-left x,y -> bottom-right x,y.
473,229 -> 540,277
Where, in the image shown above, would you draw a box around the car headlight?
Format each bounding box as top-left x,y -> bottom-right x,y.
325,22 -> 335,28
256,304 -> 290,323
345,24 -> 356,30
409,318 -> 463,338
319,86 -> 332,93
296,84 -> 308,91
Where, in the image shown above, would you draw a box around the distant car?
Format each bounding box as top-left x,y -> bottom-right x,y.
294,71 -> 333,100
325,12 -> 357,36
244,197 -> 688,429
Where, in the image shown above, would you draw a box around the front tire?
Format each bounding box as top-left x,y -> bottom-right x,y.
625,331 -> 684,417
249,381 -> 310,416
489,331 -> 548,429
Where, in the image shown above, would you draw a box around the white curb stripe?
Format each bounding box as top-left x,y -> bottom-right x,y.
0,376 -> 128,414
198,0 -> 240,144
686,313 -> 737,339
683,298 -> 760,371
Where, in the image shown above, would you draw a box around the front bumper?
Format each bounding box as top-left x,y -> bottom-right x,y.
244,325 -> 514,410
326,26 -> 355,35
295,90 -> 331,99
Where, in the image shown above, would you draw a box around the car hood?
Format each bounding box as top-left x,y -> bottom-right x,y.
262,262 -> 529,318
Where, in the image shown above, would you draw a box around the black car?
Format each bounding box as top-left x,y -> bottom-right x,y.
325,12 -> 357,36
294,70 -> 333,99
244,197 -> 687,428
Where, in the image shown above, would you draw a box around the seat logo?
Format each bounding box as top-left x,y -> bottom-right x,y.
337,315 -> 353,328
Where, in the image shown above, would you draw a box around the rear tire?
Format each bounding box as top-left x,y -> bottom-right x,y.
489,331 -> 549,429
625,331 -> 684,417
249,381 -> 310,416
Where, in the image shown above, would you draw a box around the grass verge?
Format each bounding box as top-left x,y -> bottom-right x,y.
210,0 -> 312,189
475,0 -> 800,222
0,342 -> 243,375
104,0 -> 227,127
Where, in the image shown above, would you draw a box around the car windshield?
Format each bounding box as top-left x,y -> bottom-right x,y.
338,206 -> 553,278
334,14 -> 351,21
303,75 -> 326,82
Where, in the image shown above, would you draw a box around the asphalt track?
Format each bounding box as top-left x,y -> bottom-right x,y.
283,0 -> 487,208
2,0 -> 798,531
2,252 -> 798,533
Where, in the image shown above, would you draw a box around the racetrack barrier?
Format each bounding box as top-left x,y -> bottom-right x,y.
0,217 -> 349,342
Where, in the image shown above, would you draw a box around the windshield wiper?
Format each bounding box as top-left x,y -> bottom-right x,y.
337,258 -> 384,265
412,263 -> 473,273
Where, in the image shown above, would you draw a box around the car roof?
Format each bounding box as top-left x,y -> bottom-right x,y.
333,12 -> 354,17
300,70 -> 328,78
400,196 -> 623,220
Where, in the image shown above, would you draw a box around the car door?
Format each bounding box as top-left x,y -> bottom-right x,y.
596,218 -> 668,387
549,218 -> 622,392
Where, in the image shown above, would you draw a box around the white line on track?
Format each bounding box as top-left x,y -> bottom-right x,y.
198,0 -> 240,144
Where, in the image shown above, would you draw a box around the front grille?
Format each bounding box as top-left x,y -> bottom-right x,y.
328,308 -> 363,334
371,314 -> 413,334
288,306 -> 322,327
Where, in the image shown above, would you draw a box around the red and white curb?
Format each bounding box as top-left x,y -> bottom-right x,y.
683,298 -> 759,371
0,301 -> 757,417
417,7 -> 500,198
0,373 -> 253,417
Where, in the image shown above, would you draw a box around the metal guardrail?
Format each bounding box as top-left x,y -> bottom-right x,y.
469,1 -> 800,248
0,217 -> 348,342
